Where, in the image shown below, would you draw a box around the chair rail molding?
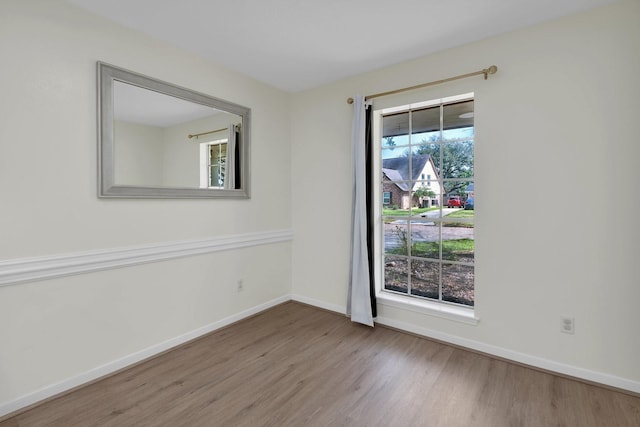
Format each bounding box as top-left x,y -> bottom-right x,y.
0,229 -> 293,287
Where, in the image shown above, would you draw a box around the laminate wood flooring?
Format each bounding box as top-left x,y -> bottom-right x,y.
2,301 -> 639,426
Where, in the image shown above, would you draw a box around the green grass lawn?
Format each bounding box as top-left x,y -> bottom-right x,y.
383,207 -> 439,216
383,207 -> 474,218
388,238 -> 474,260
447,209 -> 474,218
444,209 -> 474,227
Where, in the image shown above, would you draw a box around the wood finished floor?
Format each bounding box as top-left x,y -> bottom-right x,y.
2,301 -> 639,427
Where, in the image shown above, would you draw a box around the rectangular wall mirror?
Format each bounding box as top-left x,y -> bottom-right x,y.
98,62 -> 250,198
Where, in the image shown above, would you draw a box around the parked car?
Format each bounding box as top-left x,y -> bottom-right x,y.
464,197 -> 474,210
447,196 -> 462,208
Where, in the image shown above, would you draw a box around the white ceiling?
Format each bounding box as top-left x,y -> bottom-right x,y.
67,0 -> 618,93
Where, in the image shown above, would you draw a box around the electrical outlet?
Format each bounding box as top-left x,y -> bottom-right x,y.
561,316 -> 575,334
237,279 -> 244,292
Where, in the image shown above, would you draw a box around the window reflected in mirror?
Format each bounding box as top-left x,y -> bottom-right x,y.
204,139 -> 228,188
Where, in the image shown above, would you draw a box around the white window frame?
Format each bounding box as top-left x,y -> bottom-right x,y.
199,138 -> 228,189
372,93 -> 478,323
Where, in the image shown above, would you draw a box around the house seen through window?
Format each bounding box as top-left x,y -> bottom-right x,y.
378,93 -> 475,307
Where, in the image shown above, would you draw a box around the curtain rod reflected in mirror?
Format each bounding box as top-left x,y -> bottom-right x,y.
188,124 -> 241,140
97,62 -> 251,198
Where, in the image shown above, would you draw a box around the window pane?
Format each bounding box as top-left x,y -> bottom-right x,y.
441,224 -> 474,263
209,165 -> 221,187
384,223 -> 409,256
444,180 -> 473,205
381,147 -> 408,162
384,256 -> 408,294
382,135 -> 408,149
412,131 -> 439,145
442,126 -> 474,141
410,258 -> 440,300
441,140 -> 474,180
411,143 -> 440,176
381,154 -> 409,180
411,106 -> 440,136
409,222 -> 439,259
442,263 -> 474,306
383,111 -> 410,139
409,144 -> 437,158
442,100 -> 474,141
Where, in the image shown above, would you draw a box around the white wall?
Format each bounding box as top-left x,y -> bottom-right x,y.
0,0 -> 292,411
292,0 -> 640,389
114,120 -> 164,186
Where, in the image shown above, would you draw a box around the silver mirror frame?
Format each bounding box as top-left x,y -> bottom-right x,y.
97,62 -> 250,198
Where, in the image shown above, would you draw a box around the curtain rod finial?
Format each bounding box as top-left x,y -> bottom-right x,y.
347,97 -> 354,104
483,65 -> 498,79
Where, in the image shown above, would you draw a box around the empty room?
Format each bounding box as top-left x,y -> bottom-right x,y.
1,0 -> 639,425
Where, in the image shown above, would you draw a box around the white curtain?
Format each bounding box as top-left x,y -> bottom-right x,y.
347,95 -> 374,327
225,124 -> 237,190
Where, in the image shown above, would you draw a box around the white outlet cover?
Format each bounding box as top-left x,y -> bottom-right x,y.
561,316 -> 575,334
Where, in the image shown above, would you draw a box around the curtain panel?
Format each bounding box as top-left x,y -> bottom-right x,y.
348,95 -> 376,326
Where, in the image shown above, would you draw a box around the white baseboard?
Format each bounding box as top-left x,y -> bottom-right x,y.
291,294 -> 345,315
0,294 -> 291,419
375,315 -> 640,395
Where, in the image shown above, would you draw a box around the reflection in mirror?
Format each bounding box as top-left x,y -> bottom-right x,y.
98,62 -> 250,198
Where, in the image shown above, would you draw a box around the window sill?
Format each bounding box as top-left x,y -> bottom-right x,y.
376,292 -> 479,325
